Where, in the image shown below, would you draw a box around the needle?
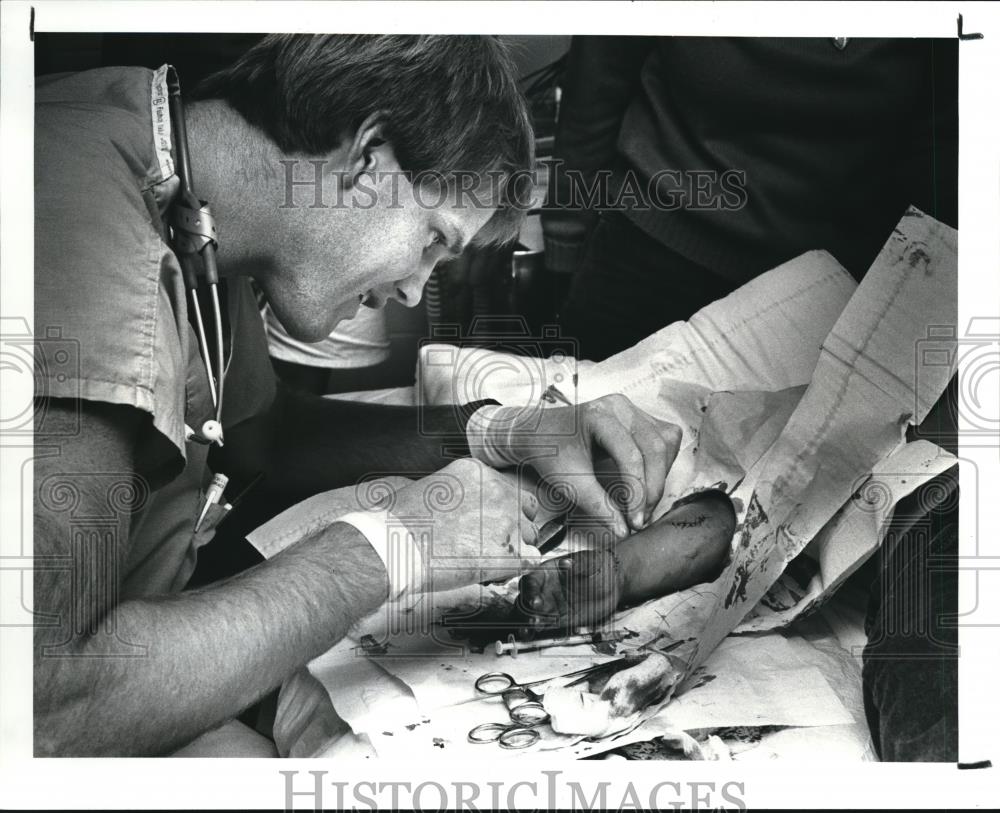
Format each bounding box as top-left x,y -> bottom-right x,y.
494,629 -> 630,657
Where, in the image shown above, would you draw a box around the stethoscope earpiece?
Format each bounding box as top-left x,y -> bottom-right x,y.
184,420 -> 225,447
201,420 -> 224,445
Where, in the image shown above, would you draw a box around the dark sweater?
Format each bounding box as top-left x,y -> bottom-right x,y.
543,37 -> 957,282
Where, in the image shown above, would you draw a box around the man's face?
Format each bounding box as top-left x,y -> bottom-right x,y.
260,162 -> 498,342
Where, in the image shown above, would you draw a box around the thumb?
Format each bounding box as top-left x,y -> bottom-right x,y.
513,527 -> 546,571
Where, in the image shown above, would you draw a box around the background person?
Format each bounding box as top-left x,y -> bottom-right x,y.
543,36 -> 957,362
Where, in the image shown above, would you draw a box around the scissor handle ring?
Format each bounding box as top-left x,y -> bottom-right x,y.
502,687 -> 537,707
475,671 -> 516,695
468,722 -> 511,744
498,727 -> 540,750
508,701 -> 549,727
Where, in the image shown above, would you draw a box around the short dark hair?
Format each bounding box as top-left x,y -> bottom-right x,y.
193,34 -> 534,244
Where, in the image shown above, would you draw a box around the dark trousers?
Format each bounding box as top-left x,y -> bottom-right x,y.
558,212 -> 737,362
861,467 -> 958,761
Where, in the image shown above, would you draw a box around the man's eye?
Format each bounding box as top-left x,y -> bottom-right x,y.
430,230 -> 445,247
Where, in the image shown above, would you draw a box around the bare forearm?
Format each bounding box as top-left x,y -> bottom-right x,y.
34,523 -> 387,756
617,492 -> 735,606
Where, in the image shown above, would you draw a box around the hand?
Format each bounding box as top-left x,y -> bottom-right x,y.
516,548 -> 624,634
390,459 -> 541,593
506,394 -> 682,539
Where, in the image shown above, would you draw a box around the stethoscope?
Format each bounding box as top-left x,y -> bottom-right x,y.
166,67 -> 232,531
166,66 -> 226,449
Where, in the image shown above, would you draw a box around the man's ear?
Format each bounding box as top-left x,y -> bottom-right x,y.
341,112 -> 400,189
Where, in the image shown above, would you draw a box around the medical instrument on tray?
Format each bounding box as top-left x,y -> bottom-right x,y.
467,697 -> 550,749
468,671 -> 550,748
474,657 -> 642,703
468,656 -> 642,748
494,628 -> 630,657
166,65 -> 226,449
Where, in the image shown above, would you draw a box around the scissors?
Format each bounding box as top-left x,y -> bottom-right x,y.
467,657 -> 641,748
466,701 -> 549,749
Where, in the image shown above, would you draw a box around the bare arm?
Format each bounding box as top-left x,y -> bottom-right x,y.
517,490 -> 736,632
615,489 -> 735,605
33,399 -> 389,756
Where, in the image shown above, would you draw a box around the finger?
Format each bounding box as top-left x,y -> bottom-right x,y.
537,564 -> 567,626
519,516 -> 539,548
521,489 -> 539,522
655,420 -> 682,509
557,556 -> 592,629
516,569 -> 543,615
519,566 -> 552,613
629,417 -> 670,526
564,562 -> 605,631
588,417 -> 646,532
509,527 -> 545,577
519,564 -> 563,627
643,420 -> 681,523
656,420 -> 682,469
550,566 -> 574,628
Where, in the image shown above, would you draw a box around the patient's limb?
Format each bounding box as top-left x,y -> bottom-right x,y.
517,490 -> 736,632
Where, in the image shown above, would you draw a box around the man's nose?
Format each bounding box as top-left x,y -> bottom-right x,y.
393,267 -> 433,308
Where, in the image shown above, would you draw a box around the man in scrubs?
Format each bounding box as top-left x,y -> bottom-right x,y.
33,35 -> 682,755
